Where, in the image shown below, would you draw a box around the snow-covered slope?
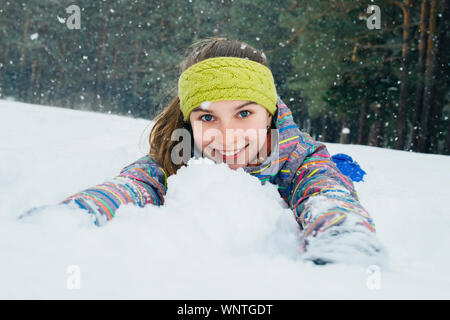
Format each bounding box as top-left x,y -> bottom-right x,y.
1,99 -> 449,299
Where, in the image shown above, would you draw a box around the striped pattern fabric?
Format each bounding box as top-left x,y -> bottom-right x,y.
60,96 -> 377,252
60,156 -> 167,226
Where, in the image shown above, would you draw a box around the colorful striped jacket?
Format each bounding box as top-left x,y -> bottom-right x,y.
59,96 -> 377,255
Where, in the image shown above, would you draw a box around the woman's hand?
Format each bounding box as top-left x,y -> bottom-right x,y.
18,204 -> 60,220
301,225 -> 389,268
17,203 -> 81,222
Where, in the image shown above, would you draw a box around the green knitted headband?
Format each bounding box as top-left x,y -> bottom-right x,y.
178,56 -> 278,121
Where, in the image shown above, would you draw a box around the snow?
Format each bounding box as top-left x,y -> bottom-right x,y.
200,101 -> 211,110
1,100 -> 450,299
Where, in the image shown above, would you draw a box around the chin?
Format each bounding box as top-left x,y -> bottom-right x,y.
228,164 -> 245,170
227,163 -> 245,170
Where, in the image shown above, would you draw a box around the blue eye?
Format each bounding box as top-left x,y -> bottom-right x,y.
200,114 -> 214,122
238,110 -> 251,118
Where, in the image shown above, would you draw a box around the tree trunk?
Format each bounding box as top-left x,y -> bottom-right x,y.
357,98 -> 369,144
368,122 -> 377,147
418,0 -> 438,152
410,0 -> 430,151
395,0 -> 414,150
96,1 -> 110,102
56,33 -> 67,105
195,12 -> 200,41
110,23 -> 121,106
320,112 -> 328,142
133,2 -> 142,109
427,0 -> 450,153
28,59 -> 37,102
0,0 -> 3,29
368,103 -> 386,147
445,115 -> 450,155
0,0 -> 6,96
36,59 -> 43,105
20,10 -> 31,101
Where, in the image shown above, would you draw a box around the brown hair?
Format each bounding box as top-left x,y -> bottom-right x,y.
149,37 -> 271,177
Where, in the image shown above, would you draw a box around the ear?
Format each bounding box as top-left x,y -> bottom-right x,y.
267,113 -> 273,127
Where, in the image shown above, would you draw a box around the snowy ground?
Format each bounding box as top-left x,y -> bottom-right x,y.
1,99 -> 449,299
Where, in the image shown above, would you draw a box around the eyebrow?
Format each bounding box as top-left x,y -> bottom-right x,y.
190,101 -> 256,114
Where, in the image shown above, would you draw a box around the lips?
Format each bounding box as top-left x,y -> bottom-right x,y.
217,144 -> 249,161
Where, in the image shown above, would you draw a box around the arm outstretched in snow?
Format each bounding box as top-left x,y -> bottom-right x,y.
59,154 -> 167,226
287,142 -> 385,265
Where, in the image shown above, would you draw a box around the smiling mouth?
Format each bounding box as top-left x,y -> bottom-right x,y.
217,144 -> 249,161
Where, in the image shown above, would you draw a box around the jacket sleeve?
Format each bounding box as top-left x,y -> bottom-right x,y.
59,154 -> 167,226
287,140 -> 377,254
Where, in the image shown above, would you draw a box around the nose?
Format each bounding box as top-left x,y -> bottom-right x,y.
217,120 -> 244,149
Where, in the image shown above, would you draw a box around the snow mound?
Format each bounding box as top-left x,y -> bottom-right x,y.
2,100 -> 450,299
155,158 -> 299,256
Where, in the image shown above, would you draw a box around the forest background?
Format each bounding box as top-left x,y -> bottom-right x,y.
1,0 -> 449,154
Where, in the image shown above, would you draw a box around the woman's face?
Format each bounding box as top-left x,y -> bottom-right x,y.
189,100 -> 272,170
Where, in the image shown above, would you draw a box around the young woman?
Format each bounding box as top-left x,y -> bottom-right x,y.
27,38 -> 386,265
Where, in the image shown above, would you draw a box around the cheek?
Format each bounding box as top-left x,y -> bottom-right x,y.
193,132 -> 207,150
192,124 -> 213,150
247,134 -> 266,153
244,122 -> 268,147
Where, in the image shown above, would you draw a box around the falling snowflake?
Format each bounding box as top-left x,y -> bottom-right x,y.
200,101 -> 211,110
